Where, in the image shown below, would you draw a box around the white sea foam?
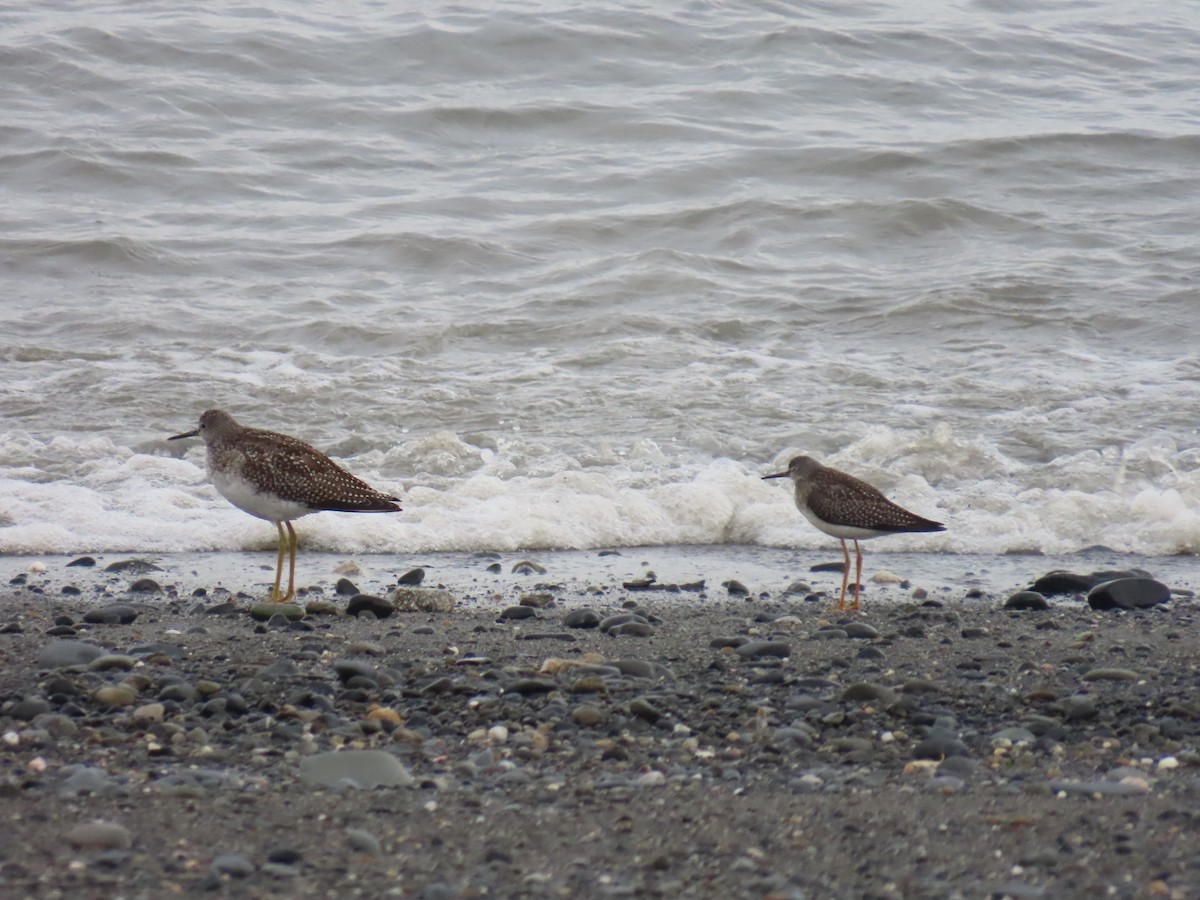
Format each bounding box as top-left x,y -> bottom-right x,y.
2,425 -> 1199,557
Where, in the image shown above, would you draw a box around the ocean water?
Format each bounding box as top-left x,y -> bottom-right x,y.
2,0 -> 1200,558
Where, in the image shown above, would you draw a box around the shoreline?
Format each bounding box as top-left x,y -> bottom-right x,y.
1,549 -> 1199,897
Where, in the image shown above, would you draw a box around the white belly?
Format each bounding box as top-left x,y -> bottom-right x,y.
211,468 -> 313,523
799,506 -> 888,541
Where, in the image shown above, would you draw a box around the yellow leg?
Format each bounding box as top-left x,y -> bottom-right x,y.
851,540 -> 863,611
836,539 -> 851,610
282,521 -> 298,602
269,521 -> 287,602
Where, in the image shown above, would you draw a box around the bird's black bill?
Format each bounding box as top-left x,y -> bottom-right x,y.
168,429 -> 199,441
761,472 -> 788,480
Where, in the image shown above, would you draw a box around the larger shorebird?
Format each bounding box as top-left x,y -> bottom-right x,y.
763,455 -> 944,610
169,409 -> 401,603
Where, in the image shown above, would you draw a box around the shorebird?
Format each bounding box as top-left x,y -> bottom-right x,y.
169,409 -> 401,603
763,455 -> 944,610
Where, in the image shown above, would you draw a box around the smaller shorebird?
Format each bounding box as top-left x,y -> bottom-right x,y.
169,409 -> 401,603
763,455 -> 944,610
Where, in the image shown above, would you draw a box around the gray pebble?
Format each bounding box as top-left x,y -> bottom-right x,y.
37,640 -> 106,669
735,641 -> 790,660
210,853 -> 256,878
298,750 -> 415,789
499,605 -> 537,620
346,828 -> 383,857
65,821 -> 133,851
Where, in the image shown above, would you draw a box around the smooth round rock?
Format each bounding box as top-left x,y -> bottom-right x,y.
65,821 -> 133,851
347,594 -> 397,618
563,609 -> 601,629
840,682 -> 898,705
83,605 -> 140,625
1087,578 -> 1170,610
519,592 -> 555,608
629,698 -> 662,723
211,854 -> 256,878
1004,591 -> 1049,610
397,568 -> 425,586
1081,667 -> 1139,682
735,641 -> 790,660
298,750 -> 415,789
92,685 -> 138,708
249,603 -> 304,621
599,613 -> 649,632
88,654 -> 136,672
346,828 -> 383,857
499,605 -> 537,620
128,578 -> 162,594
572,705 -> 608,726
37,641 -> 106,669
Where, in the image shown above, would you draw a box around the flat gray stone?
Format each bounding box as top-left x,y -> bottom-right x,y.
299,750 -> 415,790
37,641 -> 106,669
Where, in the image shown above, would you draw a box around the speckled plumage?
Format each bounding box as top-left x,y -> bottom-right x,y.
169,409 -> 401,602
764,455 -> 944,610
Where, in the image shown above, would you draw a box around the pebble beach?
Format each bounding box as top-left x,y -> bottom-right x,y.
2,548 -> 1199,899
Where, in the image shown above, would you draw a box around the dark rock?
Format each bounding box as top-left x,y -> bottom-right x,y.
628,697 -> 662,723
66,556 -> 97,567
599,613 -> 649,632
398,568 -> 425,586
1087,578 -> 1170,610
563,608 -> 601,629
333,659 -> 380,686
511,560 -> 547,575
843,622 -> 879,639
347,594 -> 396,618
508,679 -> 556,695
499,605 -> 537,620
810,561 -> 845,573
623,578 -> 656,590
128,578 -> 162,594
1030,571 -> 1097,596
82,604 -> 140,625
61,585 -> 81,596
1004,591 -> 1049,611
335,578 -> 359,596
723,580 -> 750,596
